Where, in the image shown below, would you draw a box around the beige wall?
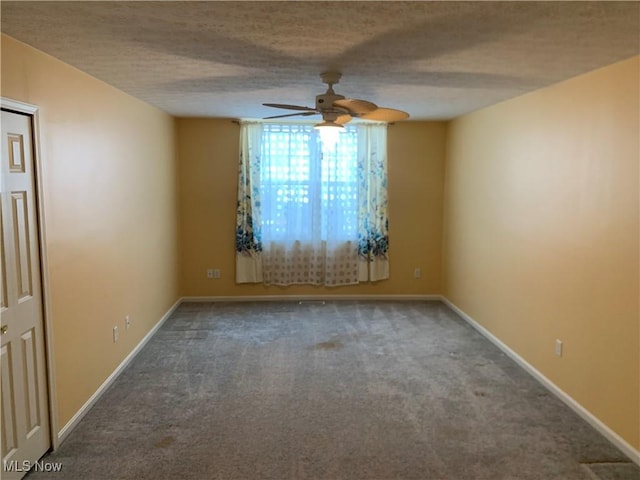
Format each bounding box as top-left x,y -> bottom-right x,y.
443,56 -> 639,449
176,119 -> 446,297
1,35 -> 180,429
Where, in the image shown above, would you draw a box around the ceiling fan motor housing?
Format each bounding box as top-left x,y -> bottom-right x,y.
315,92 -> 346,113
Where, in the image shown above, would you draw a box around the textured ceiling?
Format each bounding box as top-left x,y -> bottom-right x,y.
1,1 -> 639,120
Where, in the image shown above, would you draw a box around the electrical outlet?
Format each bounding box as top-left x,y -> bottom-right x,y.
414,268 -> 421,278
125,315 -> 131,330
213,268 -> 221,279
206,269 -> 214,279
555,339 -> 563,357
113,326 -> 119,343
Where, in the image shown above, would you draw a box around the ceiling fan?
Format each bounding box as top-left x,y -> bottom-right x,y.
263,72 -> 410,127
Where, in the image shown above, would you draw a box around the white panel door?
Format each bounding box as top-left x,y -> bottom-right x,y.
1,109 -> 50,479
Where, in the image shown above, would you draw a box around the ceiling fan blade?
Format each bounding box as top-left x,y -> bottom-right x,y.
263,103 -> 317,112
263,111 -> 318,120
334,98 -> 378,115
336,114 -> 353,125
360,107 -> 410,122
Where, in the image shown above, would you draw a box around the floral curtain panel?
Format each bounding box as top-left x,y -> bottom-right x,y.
235,121 -> 389,286
357,124 -> 389,282
235,122 -> 263,283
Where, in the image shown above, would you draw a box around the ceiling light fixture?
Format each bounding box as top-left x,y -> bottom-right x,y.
314,120 -> 343,149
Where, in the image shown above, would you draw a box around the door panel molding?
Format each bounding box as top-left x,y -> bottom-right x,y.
21,328 -> 42,435
1,343 -> 18,457
11,191 -> 33,300
1,98 -> 58,451
1,198 -> 8,311
7,133 -> 26,174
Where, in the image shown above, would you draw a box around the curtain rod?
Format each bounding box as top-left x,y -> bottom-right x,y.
231,119 -> 398,126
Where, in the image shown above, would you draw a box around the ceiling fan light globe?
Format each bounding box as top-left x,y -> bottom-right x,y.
314,121 -> 343,149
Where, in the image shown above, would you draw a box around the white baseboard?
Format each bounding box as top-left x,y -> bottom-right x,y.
440,297 -> 640,466
56,299 -> 182,444
182,294 -> 443,302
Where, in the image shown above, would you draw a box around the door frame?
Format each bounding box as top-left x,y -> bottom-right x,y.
1,97 -> 59,451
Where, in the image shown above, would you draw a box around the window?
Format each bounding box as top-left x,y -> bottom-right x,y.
236,121 -> 389,286
260,124 -> 358,242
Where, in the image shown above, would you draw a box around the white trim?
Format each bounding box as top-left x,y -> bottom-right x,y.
1,98 -> 38,114
440,296 -> 640,466
57,299 -> 181,443
181,294 -> 443,303
1,98 -> 59,449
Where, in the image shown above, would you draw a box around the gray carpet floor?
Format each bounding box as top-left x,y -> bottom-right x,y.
27,301 -> 639,480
